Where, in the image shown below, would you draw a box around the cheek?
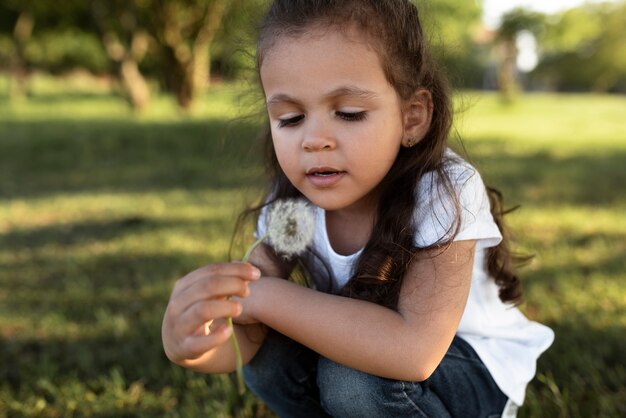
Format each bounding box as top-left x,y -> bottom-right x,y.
350,131 -> 401,180
272,133 -> 298,174
357,147 -> 398,175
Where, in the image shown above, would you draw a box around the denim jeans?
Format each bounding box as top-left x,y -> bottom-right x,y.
243,331 -> 508,418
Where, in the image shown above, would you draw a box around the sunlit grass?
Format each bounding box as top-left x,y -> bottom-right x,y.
0,72 -> 261,122
0,76 -> 624,417
458,91 -> 626,152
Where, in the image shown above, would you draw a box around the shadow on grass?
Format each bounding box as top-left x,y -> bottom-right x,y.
522,230 -> 626,282
0,216 -> 233,255
523,319 -> 626,418
0,117 -> 265,199
464,140 -> 626,207
0,216 -> 150,250
1,250 -> 193,314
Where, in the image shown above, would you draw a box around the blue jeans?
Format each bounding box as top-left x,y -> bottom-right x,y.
244,331 -> 508,418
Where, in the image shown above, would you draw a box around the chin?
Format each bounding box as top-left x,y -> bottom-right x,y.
306,195 -> 355,212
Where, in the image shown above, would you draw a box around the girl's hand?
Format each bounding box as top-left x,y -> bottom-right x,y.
161,262 -> 261,365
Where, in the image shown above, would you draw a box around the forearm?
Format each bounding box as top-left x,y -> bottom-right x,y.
249,278 -> 451,381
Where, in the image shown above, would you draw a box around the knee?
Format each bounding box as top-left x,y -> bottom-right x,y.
317,358 -> 392,416
243,354 -> 278,397
243,344 -> 290,398
243,333 -> 316,400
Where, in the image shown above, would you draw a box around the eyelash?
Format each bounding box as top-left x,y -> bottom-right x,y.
337,111 -> 367,122
277,115 -> 304,128
277,111 -> 367,128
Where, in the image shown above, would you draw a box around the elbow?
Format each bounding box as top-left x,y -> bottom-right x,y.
398,333 -> 451,382
164,351 -> 189,369
398,360 -> 437,382
162,347 -> 179,365
386,366 -> 432,382
399,350 -> 442,382
411,364 -> 437,382
163,349 -> 203,371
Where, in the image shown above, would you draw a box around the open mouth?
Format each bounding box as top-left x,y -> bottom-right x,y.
306,167 -> 345,187
312,171 -> 341,177
306,167 -> 344,176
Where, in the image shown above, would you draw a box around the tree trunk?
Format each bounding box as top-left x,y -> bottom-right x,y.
101,33 -> 151,111
176,65 -> 195,109
497,37 -> 519,103
10,11 -> 34,100
164,0 -> 229,109
192,0 -> 228,91
90,1 -> 151,111
120,58 -> 150,110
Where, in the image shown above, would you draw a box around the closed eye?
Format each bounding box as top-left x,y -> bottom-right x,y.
277,114 -> 304,128
336,111 -> 367,122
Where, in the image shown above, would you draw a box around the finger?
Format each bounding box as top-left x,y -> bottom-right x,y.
169,276 -> 251,318
187,263 -> 261,287
180,299 -> 242,336
187,274 -> 252,300
182,324 -> 233,359
172,262 -> 261,297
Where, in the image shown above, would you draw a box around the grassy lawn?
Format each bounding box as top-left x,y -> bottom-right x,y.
0,77 -> 624,417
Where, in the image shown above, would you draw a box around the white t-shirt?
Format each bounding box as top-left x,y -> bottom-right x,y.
257,151 -> 554,406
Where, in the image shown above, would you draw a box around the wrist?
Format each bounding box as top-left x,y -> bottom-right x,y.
247,277 -> 269,321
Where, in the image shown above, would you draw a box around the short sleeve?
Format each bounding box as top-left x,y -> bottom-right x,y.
413,160 -> 502,250
255,204 -> 269,239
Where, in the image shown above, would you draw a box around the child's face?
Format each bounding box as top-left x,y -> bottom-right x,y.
260,27 -> 405,215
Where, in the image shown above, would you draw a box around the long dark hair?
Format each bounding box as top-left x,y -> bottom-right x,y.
237,0 -> 523,309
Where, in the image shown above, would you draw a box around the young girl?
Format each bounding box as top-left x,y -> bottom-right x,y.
162,1 -> 554,417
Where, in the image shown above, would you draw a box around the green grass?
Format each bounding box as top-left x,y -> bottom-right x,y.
0,78 -> 624,417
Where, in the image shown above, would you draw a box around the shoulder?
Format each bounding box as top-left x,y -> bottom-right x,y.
414,149 -> 501,248
419,149 -> 481,195
416,149 -> 484,222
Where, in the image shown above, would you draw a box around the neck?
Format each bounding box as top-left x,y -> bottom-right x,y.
325,199 -> 378,256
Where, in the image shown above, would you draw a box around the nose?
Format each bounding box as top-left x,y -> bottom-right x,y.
302,117 -> 336,152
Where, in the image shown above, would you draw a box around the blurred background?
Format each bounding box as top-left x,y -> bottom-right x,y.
0,0 -> 624,417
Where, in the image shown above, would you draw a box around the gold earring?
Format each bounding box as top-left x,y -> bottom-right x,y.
405,137 -> 418,147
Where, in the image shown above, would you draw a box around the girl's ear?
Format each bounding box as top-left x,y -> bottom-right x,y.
402,89 -> 433,147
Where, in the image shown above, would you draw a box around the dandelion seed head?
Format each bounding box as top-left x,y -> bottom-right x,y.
266,198 -> 315,258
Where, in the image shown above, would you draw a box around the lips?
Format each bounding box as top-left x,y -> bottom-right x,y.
306,166 -> 346,187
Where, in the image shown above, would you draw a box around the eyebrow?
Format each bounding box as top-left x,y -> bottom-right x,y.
267,86 -> 379,106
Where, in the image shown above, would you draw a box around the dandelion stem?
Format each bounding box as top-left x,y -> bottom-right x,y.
242,233 -> 269,263
228,232 -> 268,395
227,315 -> 245,395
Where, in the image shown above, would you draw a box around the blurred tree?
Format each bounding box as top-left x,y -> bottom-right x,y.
0,0 -> 47,98
90,0 -> 240,110
416,0 -> 485,88
1,0 -> 242,110
0,0 -> 108,97
9,8 -> 33,98
210,0 -> 268,81
90,0 -> 151,111
533,2 -> 626,92
495,8 -> 544,102
148,0 -> 234,109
